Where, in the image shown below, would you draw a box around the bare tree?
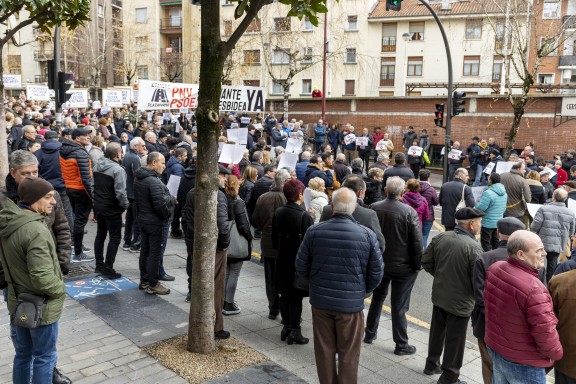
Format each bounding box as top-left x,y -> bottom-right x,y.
119,24 -> 148,85
156,50 -> 191,83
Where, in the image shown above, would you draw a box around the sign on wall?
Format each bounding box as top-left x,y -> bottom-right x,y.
3,74 -> 21,89
561,97 -> 576,116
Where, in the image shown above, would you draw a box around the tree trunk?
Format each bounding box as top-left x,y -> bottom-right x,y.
187,0 -> 224,355
504,103 -> 525,160
0,46 -> 8,186
283,86 -> 289,120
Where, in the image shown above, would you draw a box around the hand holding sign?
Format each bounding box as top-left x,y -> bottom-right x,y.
448,149 -> 462,160
408,146 -> 423,157
356,137 -> 369,147
344,134 -> 356,145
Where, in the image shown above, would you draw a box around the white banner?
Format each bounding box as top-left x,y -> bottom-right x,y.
138,80 -> 199,110
64,89 -> 89,108
448,149 -> 462,160
3,74 -> 21,89
408,146 -> 423,157
344,133 -> 356,145
226,128 -> 248,145
219,85 -> 266,112
115,87 -> 132,104
103,89 -> 123,107
356,137 -> 369,147
26,84 -> 50,101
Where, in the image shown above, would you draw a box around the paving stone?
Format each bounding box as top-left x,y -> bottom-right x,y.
79,361 -> 115,376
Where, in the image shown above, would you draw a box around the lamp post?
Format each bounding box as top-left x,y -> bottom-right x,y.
402,32 -> 411,96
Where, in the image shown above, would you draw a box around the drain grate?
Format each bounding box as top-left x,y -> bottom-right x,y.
65,265 -> 94,280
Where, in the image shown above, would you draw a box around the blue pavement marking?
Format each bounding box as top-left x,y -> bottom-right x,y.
65,276 -> 138,300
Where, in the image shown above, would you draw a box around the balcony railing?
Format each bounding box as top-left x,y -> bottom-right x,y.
35,75 -> 48,83
560,55 -> 576,67
380,78 -> 395,87
492,73 -> 501,82
564,15 -> 576,29
111,0 -> 122,7
382,37 -> 396,52
160,17 -> 182,30
33,50 -> 53,61
160,52 -> 182,62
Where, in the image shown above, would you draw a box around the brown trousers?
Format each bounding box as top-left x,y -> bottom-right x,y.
344,149 -> 358,165
312,307 -> 364,384
477,338 -> 493,384
214,248 -> 227,332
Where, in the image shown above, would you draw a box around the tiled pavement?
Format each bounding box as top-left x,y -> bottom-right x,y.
0,220 -> 490,384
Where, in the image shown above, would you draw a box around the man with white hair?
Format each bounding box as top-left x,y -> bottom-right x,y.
144,131 -> 158,154
296,187 -> 384,384
122,137 -> 147,253
18,125 -> 37,151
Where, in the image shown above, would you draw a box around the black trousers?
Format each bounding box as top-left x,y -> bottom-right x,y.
123,198 -> 140,246
171,202 -> 183,235
94,213 -> 122,270
67,189 -> 93,254
279,296 -> 303,329
425,305 -> 470,384
410,163 -> 421,178
139,223 -> 163,286
263,258 -> 280,314
556,369 -> 576,384
184,222 -> 194,292
366,270 -> 418,347
359,151 -> 370,174
480,227 -> 499,252
546,252 -> 560,283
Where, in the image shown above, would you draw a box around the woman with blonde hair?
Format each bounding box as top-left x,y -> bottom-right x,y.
239,166 -> 258,206
526,169 -> 546,204
306,177 -> 329,223
262,150 -> 271,165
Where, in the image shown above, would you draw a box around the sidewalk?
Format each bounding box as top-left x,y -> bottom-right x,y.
0,221 -> 486,384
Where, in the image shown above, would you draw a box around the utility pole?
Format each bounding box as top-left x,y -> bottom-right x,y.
321,12 -> 327,121
53,25 -> 62,126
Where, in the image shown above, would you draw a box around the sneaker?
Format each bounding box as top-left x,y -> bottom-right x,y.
72,252 -> 95,263
423,367 -> 442,375
138,281 -> 149,290
146,282 -> 171,295
214,330 -> 230,340
394,344 -> 416,356
122,243 -> 131,251
158,274 -> 175,281
129,245 -> 141,253
82,245 -> 91,253
185,292 -> 191,302
222,302 -> 241,315
101,268 -> 122,280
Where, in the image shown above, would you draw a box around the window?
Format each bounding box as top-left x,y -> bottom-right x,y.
273,17 -> 291,32
407,57 -> 423,76
538,74 -> 554,84
302,47 -> 313,63
224,20 -> 232,36
540,37 -> 558,55
136,65 -> 148,79
168,36 -> 182,52
382,23 -> 397,52
463,56 -> 480,76
492,56 -> 503,82
303,16 -> 314,31
409,22 -> 424,41
344,80 -> 355,95
272,81 -> 284,94
246,19 -> 261,33
135,36 -> 148,52
380,58 -> 395,86
495,22 -> 504,50
272,48 -> 290,64
347,15 -> 358,31
98,5 -> 104,17
562,69 -> 576,84
543,0 -> 560,19
345,48 -> 357,63
465,19 -> 482,40
243,50 -> 260,65
9,67 -> 21,75
302,79 -> 312,94
135,7 -> 147,23
243,79 -> 260,86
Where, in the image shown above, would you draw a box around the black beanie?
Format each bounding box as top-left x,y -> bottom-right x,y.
18,177 -> 54,206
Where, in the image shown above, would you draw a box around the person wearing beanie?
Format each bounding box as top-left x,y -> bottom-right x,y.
0,176 -> 67,383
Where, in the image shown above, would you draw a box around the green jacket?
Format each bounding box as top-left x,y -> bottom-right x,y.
0,199 -> 65,325
422,226 -> 483,317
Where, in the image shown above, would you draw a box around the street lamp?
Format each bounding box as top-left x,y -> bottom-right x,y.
402,32 -> 411,96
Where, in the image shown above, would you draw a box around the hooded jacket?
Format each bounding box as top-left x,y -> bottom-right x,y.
59,139 -> 93,198
402,191 -> 430,226
166,156 -> 185,179
93,157 -> 129,216
134,167 -> 175,226
36,140 -> 66,191
308,188 -> 329,224
0,199 -> 65,325
303,165 -> 333,188
475,183 -> 507,229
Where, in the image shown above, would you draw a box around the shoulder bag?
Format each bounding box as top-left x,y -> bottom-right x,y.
455,184 -> 467,212
227,198 -> 250,259
293,210 -> 310,291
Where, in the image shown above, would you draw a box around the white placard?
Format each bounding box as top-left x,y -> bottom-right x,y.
344,133 -> 356,145
568,199 -> 576,217
226,128 -> 248,145
408,146 -> 423,157
240,116 -> 251,124
230,122 -> 239,129
440,146 -> 446,156
180,108 -> 189,114
286,138 -> 304,154
289,132 -> 299,139
484,162 -> 496,175
495,161 -> 515,174
540,168 -> 557,179
448,149 -> 462,160
64,89 -> 89,108
356,137 -> 369,147
166,175 -> 181,198
218,144 -> 245,164
138,80 -> 199,110
185,113 -> 194,120
287,123 -> 294,130
26,84 -> 50,101
3,74 -> 21,89
277,151 -> 299,171
303,188 -> 312,210
115,87 -> 132,104
376,140 -> 390,151
92,100 -> 101,109
220,85 -> 266,112
471,186 -> 488,203
255,123 -> 263,130
218,142 -> 224,155
527,203 -> 543,218
102,89 -> 123,107
561,97 -> 576,117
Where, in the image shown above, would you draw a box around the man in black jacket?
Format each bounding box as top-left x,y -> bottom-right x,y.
134,152 -> 174,295
122,137 -> 146,252
181,165 -> 232,339
303,155 -> 334,188
93,143 -> 129,279
365,176 -> 423,355
247,165 -> 276,238
383,153 -> 415,185
439,168 -> 475,231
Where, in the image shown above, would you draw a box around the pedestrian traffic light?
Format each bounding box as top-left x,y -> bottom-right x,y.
386,0 -> 402,11
57,71 -> 73,106
434,104 -> 444,127
452,91 -> 466,116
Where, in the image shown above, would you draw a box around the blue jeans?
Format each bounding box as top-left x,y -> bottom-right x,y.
488,347 -> 546,384
474,164 -> 486,186
422,220 -> 433,250
11,321 -> 59,384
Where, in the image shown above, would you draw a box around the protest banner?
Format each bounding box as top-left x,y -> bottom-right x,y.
356,137 -> 369,147
408,146 -> 423,157
26,84 -> 50,101
219,85 -> 265,112
448,149 -> 462,160
166,175 -> 181,198
218,144 -> 245,164
471,186 -> 488,203
115,87 -> 132,104
277,152 -> 299,171
3,74 -> 21,89
376,140 -> 389,151
495,161 -> 515,174
226,128 -> 248,145
484,162 -> 496,175
344,134 -> 356,145
286,138 -> 304,154
103,89 -> 123,107
138,80 -> 199,110
92,100 -> 101,109
64,89 -> 89,108
240,116 -> 251,125
527,203 -> 543,218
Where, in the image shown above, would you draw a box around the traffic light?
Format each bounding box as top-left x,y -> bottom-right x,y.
434,104 -> 444,127
386,0 -> 402,11
47,60 -> 55,90
452,91 -> 466,116
57,71 -> 73,106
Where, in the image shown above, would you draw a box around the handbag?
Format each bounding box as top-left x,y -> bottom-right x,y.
0,243 -> 46,329
227,199 -> 250,259
293,211 -> 309,291
455,184 -> 467,212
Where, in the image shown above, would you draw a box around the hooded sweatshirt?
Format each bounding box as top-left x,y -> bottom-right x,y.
402,191 -> 430,226
36,140 -> 66,191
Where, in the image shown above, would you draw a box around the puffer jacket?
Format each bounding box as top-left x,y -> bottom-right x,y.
364,178 -> 383,206
93,157 -> 129,216
500,169 -> 531,218
176,166 -> 196,209
0,199 -> 65,326
419,181 -> 439,221
133,167 -> 175,226
485,258 -> 563,367
166,156 -> 185,179
530,202 -> 576,253
59,139 -> 93,197
526,179 -> 546,204
475,183 -> 507,229
36,140 -> 66,191
402,191 -> 430,226
308,188 -> 329,224
295,215 -> 384,313
295,160 -> 309,183
239,179 -> 254,206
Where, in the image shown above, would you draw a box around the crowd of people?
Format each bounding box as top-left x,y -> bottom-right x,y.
0,97 -> 574,384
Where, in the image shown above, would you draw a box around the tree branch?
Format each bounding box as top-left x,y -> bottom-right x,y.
0,13 -> 40,47
224,0 -> 270,57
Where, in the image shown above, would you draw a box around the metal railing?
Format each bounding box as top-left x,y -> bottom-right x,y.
160,17 -> 182,29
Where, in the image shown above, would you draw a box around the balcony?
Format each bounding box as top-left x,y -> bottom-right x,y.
112,0 -> 122,7
35,75 -> 48,83
160,17 -> 182,33
160,0 -> 181,4
160,52 -> 182,62
33,50 -> 53,61
380,78 -> 395,87
560,55 -> 576,67
382,37 -> 396,52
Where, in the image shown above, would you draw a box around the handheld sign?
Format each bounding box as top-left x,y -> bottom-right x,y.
408,146 -> 423,157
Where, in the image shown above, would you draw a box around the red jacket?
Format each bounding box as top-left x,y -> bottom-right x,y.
372,132 -> 384,149
485,258 -> 563,367
555,168 -> 568,188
